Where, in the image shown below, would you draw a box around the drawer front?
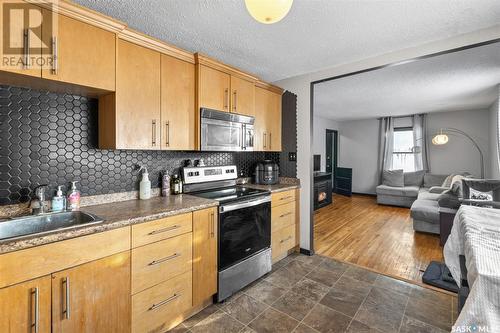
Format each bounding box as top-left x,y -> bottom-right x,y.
271,201 -> 296,233
132,213 -> 192,248
132,271 -> 192,333
271,190 -> 296,208
131,233 -> 192,294
271,224 -> 296,260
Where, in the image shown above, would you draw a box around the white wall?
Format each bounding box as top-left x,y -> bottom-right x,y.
489,87 -> 500,179
274,25 -> 500,252
337,118 -> 380,194
313,116 -> 339,172
427,109 -> 490,177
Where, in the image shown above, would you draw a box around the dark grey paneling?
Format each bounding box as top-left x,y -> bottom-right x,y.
280,91 -> 297,177
0,85 -> 279,205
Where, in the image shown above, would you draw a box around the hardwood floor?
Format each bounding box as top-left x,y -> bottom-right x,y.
314,194 -> 443,284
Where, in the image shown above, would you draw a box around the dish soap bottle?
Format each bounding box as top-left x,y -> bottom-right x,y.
52,185 -> 66,212
139,166 -> 151,200
67,181 -> 81,211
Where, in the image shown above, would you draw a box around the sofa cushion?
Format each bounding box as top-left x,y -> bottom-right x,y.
424,174 -> 448,188
437,190 -> 461,209
417,191 -> 441,201
410,199 -> 440,223
376,185 -> 419,198
382,169 -> 404,187
404,170 -> 425,186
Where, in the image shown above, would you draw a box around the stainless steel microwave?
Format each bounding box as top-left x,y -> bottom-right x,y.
200,108 -> 255,151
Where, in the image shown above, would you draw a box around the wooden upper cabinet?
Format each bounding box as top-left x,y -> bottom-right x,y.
254,85 -> 282,151
267,90 -> 282,151
0,1 -> 43,77
0,275 -> 51,333
41,10 -> 116,91
161,55 -> 196,150
99,39 -> 161,149
192,207 -> 218,307
230,76 -> 255,116
51,252 -> 131,333
198,65 -> 230,112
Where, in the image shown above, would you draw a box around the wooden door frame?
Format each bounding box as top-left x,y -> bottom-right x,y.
307,38 -> 500,256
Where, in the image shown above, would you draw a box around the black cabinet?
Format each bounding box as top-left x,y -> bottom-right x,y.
314,172 -> 332,210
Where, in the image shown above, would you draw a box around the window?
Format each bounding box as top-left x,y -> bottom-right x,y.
392,127 -> 415,172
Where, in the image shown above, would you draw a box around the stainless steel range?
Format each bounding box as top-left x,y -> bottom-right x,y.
182,165 -> 271,302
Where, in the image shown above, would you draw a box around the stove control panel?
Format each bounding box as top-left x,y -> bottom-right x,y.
183,165 -> 238,184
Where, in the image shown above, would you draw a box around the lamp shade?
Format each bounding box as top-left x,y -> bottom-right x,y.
245,0 -> 293,24
432,133 -> 449,145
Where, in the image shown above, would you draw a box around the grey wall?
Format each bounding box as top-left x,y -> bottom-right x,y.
326,108 -> 492,195
280,91 -> 298,178
427,109 -> 490,177
489,87 -> 500,179
312,116 -> 339,172
337,118 -> 380,194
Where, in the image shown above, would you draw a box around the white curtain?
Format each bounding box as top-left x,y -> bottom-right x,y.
412,114 -> 429,171
379,117 -> 394,182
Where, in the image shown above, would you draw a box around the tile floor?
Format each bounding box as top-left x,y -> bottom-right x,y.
170,254 -> 457,333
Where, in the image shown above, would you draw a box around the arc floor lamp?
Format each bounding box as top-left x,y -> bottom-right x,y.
432,128 -> 484,179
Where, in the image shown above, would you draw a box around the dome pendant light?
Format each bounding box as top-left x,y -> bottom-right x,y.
245,0 -> 294,24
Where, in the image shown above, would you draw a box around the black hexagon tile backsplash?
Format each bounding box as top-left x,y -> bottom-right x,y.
0,85 -> 279,205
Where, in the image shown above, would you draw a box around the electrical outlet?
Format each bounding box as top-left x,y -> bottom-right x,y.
289,152 -> 297,161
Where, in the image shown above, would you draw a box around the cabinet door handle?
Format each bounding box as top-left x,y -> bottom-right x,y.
263,133 -> 267,148
51,36 -> 58,75
62,277 -> 70,319
165,121 -> 170,147
233,90 -> 237,112
279,212 -> 292,218
224,88 -> 229,111
269,132 -> 272,150
280,196 -> 293,201
148,253 -> 180,266
210,211 -> 215,238
23,29 -> 29,69
147,224 -> 180,236
148,293 -> 181,311
31,287 -> 39,333
280,236 -> 292,244
152,119 -> 157,146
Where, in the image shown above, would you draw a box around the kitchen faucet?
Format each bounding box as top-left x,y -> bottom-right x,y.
30,184 -> 49,215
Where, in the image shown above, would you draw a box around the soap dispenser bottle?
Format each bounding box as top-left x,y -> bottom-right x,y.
139,166 -> 151,200
52,185 -> 66,212
67,181 -> 81,211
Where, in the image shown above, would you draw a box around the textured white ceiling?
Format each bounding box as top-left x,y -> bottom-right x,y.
313,42 -> 500,121
73,0 -> 500,82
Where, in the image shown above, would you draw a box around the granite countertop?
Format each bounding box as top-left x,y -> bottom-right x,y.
241,178 -> 301,193
0,194 -> 218,255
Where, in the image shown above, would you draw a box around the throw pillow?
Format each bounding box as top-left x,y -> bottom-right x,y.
441,174 -> 456,188
437,190 -> 461,209
382,169 -> 404,187
404,170 -> 425,186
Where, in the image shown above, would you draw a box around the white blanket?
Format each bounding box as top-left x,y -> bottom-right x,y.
444,205 -> 500,332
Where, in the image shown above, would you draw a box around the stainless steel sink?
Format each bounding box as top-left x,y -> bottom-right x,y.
0,211 -> 104,243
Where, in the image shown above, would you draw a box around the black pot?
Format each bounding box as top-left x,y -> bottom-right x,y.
254,160 -> 279,185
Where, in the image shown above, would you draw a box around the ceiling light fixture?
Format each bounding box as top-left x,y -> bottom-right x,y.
245,0 -> 293,24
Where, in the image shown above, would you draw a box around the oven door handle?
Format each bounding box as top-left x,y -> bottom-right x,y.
220,196 -> 271,213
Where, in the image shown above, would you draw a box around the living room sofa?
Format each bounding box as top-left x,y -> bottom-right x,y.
376,171 -> 463,234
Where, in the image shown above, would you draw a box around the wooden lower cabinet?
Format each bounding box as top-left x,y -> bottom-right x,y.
271,189 -> 300,262
192,207 -> 218,307
132,271 -> 192,333
0,275 -> 51,333
51,251 -> 131,333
